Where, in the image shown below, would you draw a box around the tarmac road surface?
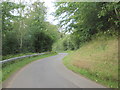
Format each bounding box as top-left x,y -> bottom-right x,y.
3,53 -> 107,88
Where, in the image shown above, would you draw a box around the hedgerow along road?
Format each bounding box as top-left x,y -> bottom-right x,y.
3,53 -> 106,88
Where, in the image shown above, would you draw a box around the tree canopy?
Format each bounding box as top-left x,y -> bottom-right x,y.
2,1 -> 60,55
1,1 -> 119,55
53,2 -> 119,51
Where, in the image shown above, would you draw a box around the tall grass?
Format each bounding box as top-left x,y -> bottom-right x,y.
63,36 -> 118,88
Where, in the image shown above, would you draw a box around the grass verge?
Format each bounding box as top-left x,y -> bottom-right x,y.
57,50 -> 74,53
63,37 -> 118,88
2,53 -> 37,60
2,52 -> 57,82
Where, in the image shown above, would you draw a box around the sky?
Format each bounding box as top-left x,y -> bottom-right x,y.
43,0 -> 58,25
6,0 -> 58,25
3,0 -> 118,26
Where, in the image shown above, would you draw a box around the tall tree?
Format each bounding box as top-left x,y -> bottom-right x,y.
54,2 -> 119,42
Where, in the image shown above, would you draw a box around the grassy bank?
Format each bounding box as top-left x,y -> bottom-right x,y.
63,36 -> 118,88
2,52 -> 57,82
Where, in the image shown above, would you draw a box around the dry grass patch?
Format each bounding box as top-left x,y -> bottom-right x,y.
63,37 -> 118,88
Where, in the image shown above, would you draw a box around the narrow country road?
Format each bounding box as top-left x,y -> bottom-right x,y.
3,53 -> 106,88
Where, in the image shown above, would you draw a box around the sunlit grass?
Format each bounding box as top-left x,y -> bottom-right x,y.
63,37 -> 118,88
57,50 -> 75,53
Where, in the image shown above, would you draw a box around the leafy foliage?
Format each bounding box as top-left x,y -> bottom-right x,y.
2,1 -> 60,56
53,2 -> 119,51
